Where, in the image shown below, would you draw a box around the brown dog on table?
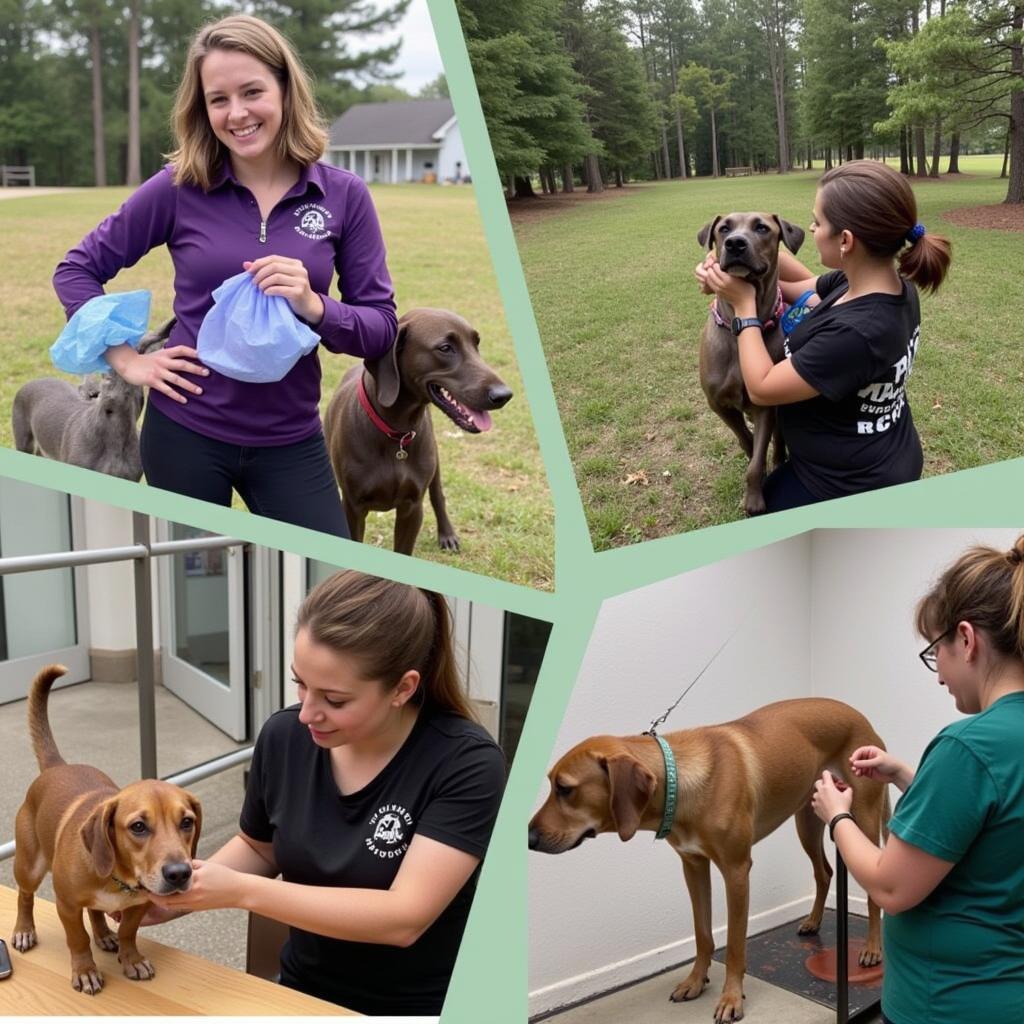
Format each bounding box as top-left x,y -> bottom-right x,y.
11,665 -> 202,995
529,698 -> 889,1023
324,308 -> 513,555
698,212 -> 804,516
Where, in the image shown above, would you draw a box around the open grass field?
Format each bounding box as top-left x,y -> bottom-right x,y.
0,184 -> 553,588
510,154 -> 1023,550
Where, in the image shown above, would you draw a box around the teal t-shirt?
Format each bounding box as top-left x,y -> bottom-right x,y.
883,692 -> 1024,1023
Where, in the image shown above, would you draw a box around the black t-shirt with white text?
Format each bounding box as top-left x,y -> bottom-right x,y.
779,270 -> 924,499
239,705 -> 507,1016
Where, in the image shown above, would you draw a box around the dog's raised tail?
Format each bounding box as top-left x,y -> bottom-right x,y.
28,664 -> 68,771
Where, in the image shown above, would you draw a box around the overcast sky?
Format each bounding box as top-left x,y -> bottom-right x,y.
367,0 -> 446,94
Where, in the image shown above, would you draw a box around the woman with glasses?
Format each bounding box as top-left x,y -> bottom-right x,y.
811,536 -> 1024,1024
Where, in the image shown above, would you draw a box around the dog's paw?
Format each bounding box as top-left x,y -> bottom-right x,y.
121,955 -> 156,981
796,914 -> 822,935
669,972 -> 709,1002
859,944 -> 882,967
11,929 -> 37,952
71,966 -> 104,995
713,989 -> 745,1023
95,933 -> 119,953
438,531 -> 460,552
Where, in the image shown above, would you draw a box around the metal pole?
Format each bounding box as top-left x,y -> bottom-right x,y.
837,852 -> 849,1024
133,512 -> 158,780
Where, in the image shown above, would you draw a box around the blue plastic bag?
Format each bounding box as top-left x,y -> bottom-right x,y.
50,290 -> 151,374
196,272 -> 320,384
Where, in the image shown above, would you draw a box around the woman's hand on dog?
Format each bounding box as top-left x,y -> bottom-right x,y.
244,255 -> 324,325
106,343 -> 209,405
694,252 -> 716,294
704,259 -> 758,316
811,771 -> 854,824
146,859 -> 247,913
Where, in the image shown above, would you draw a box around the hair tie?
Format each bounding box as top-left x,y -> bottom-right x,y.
1008,547 -> 1024,567
906,223 -> 926,244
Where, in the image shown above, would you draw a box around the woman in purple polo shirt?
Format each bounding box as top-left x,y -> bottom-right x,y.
52,15 -> 398,537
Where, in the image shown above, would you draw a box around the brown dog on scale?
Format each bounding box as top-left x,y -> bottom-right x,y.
529,698 -> 889,1024
324,308 -> 513,555
11,665 -> 202,995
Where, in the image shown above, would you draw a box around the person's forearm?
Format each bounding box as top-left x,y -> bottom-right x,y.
236,874 -> 428,947
778,250 -> 815,283
210,834 -> 278,877
892,762 -> 915,793
104,343 -> 137,374
831,818 -> 896,908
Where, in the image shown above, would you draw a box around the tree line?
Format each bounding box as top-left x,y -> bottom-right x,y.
457,0 -> 1023,204
0,0 -> 451,188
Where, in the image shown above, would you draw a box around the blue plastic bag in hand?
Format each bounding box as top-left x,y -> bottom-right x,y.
196,271 -> 320,384
50,290 -> 152,374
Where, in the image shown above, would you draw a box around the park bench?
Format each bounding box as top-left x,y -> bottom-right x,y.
1,165 -> 36,187
725,166 -> 753,177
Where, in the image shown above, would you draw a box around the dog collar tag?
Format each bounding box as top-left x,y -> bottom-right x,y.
653,735 -> 678,840
395,449 -> 408,460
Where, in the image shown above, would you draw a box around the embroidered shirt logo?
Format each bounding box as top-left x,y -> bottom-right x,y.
365,804 -> 413,860
294,202 -> 332,240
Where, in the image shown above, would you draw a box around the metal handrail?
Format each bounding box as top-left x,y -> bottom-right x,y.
0,516 -> 253,861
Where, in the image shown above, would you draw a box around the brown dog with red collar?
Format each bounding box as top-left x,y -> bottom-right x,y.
324,308 -> 513,554
698,212 -> 804,516
529,698 -> 889,1023
11,665 -> 202,995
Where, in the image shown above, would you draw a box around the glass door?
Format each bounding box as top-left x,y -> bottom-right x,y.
0,482 -> 89,704
157,521 -> 247,740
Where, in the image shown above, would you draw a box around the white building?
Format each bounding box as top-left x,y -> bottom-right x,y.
326,98 -> 469,184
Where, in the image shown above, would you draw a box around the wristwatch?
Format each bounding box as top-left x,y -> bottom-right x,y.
731,316 -> 762,336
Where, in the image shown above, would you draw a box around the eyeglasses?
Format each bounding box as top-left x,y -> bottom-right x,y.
918,628 -> 954,672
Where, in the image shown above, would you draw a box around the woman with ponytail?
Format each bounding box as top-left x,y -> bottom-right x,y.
145,570 -> 506,1015
697,160 -> 952,512
811,536 -> 1024,1023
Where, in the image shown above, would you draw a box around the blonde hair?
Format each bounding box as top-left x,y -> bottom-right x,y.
916,535 -> 1024,662
296,570 -> 479,722
167,14 -> 327,191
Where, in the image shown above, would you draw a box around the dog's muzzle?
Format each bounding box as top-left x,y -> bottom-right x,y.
158,861 -> 193,893
528,827 -> 596,854
720,234 -> 766,277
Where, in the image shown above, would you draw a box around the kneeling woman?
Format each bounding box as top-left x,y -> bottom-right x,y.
149,571 -> 506,1016
699,160 -> 951,513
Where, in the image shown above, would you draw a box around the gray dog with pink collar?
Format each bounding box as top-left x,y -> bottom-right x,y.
697,212 -> 805,516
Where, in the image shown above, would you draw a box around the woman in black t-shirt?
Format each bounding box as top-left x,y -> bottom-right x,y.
145,570 -> 506,1015
697,160 -> 952,512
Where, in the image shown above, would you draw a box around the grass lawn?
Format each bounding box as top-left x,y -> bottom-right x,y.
0,184 -> 553,589
511,154 -> 1022,550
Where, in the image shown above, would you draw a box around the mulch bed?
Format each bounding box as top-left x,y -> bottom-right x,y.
942,202 -> 1024,232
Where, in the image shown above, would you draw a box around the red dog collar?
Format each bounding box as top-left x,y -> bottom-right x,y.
357,373 -> 416,460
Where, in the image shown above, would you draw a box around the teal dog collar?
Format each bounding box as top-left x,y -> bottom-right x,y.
652,735 -> 678,840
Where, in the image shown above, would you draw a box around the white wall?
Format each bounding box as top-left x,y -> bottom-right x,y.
529,527 -> 1023,1016
529,535 -> 814,1013
438,122 -> 469,180
808,528 -> 1022,773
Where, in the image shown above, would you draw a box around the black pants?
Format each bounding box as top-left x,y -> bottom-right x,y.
763,460 -> 824,513
140,402 -> 349,537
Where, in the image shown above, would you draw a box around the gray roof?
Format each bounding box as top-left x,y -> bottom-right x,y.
328,99 -> 455,147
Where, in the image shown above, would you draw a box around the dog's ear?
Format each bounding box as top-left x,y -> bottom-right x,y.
697,216 -> 721,250
185,791 -> 203,858
603,753 -> 656,842
364,322 -> 404,408
773,215 -> 805,255
137,317 -> 176,356
81,798 -> 118,878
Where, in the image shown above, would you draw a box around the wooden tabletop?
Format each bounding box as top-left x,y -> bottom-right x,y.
0,885 -> 357,1015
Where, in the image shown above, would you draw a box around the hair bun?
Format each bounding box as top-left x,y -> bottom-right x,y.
1008,545 -> 1024,567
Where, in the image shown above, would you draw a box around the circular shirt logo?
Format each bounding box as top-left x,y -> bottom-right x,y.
301,210 -> 325,234
294,202 -> 332,240
365,804 -> 414,860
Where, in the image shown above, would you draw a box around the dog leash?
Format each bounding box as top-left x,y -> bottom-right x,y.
357,373 -> 416,460
643,614 -> 748,840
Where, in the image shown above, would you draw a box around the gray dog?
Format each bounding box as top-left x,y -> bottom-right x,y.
12,319 -> 174,481
697,212 -> 804,516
